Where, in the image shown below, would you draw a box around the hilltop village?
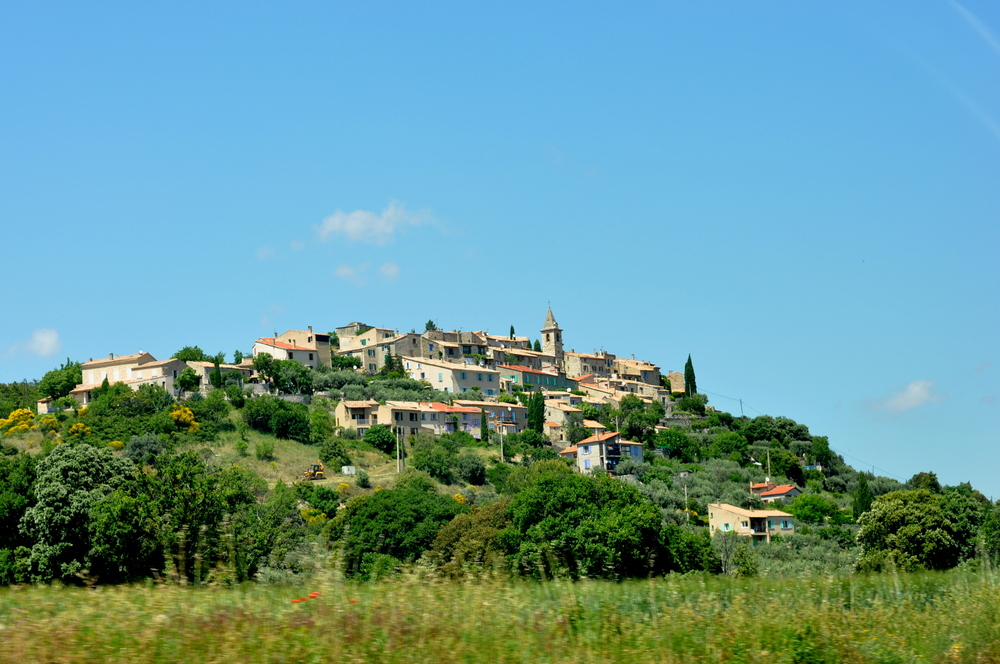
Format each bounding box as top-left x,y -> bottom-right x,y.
41,308 -> 689,468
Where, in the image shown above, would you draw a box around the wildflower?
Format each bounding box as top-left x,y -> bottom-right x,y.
349,598 -> 358,603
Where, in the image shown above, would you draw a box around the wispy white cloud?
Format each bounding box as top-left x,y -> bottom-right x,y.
290,240 -> 305,251
865,379 -> 943,414
317,201 -> 437,245
976,362 -> 992,374
335,263 -> 370,286
6,329 -> 62,358
379,262 -> 400,282
947,0 -> 1000,58
256,245 -> 276,260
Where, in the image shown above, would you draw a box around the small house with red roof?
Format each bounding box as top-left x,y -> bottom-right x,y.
253,337 -> 322,369
759,484 -> 802,504
569,431 -> 644,473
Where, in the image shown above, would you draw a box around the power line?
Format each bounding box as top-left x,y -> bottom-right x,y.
829,446 -> 907,482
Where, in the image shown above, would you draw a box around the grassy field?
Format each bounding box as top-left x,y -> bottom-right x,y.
2,568 -> 1000,663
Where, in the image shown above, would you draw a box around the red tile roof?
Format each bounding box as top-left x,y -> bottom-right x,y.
577,431 -> 620,445
422,402 -> 480,414
760,484 -> 799,497
255,338 -> 316,352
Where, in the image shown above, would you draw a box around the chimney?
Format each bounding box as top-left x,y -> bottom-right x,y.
632,354 -> 635,360
109,353 -> 114,359
308,326 -> 313,333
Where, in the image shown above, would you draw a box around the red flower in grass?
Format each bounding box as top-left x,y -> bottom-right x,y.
349,598 -> 358,603
308,592 -> 320,598
291,599 -> 301,603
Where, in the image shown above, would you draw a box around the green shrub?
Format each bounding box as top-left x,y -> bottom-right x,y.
355,468 -> 371,488
255,439 -> 275,461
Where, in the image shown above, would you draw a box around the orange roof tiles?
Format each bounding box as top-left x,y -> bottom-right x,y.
760,484 -> 799,497
255,337 -> 317,351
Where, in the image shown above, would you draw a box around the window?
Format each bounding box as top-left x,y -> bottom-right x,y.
461,387 -> 468,393
583,445 -> 591,454
768,520 -> 774,529
463,346 -> 471,354
309,353 -> 314,361
405,362 -> 411,370
287,352 -> 293,359
394,412 -> 403,421
369,364 -> 377,371
367,349 -> 376,357
723,523 -> 732,532
431,414 -> 438,420
584,459 -> 591,469
782,520 -> 792,530
308,336 -> 313,343
741,521 -> 748,528
460,372 -> 467,380
487,374 -> 493,382
486,389 -> 495,396
447,348 -> 455,356
420,372 -> 426,379
429,343 -> 434,351
437,373 -> 443,382
410,428 -> 418,436
409,413 -> 418,421
463,414 -> 470,421
477,373 -> 482,381
361,339 -> 367,346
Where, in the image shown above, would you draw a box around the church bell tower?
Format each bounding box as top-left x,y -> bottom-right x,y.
541,306 -> 564,368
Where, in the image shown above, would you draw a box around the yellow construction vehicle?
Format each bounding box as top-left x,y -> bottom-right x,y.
302,460 -> 326,481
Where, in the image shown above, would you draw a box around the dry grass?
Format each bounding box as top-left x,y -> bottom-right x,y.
2,568 -> 1000,663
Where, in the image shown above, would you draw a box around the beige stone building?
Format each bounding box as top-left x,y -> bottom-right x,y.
708,503 -> 795,543
402,356 -> 500,396
69,352 -> 188,405
563,350 -> 617,380
613,356 -> 661,386
666,371 -> 684,394
272,327 -> 332,367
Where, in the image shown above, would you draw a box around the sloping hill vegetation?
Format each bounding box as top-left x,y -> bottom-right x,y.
2,364 -> 999,587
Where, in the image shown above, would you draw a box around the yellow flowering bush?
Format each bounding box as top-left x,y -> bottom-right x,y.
0,408 -> 37,436
108,440 -> 124,450
336,482 -> 352,498
300,508 -> 327,526
66,422 -> 92,441
453,493 -> 469,504
37,414 -> 60,435
170,405 -> 201,433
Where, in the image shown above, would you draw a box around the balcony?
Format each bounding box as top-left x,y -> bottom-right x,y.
352,418 -> 370,426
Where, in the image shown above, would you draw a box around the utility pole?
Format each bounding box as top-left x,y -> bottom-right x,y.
767,449 -> 771,482
739,399 -> 744,418
684,485 -> 689,524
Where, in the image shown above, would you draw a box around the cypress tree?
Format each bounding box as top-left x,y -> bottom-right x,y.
533,339 -> 542,352
527,391 -> 545,433
684,354 -> 697,396
480,408 -> 489,443
509,325 -> 515,339
853,473 -> 874,519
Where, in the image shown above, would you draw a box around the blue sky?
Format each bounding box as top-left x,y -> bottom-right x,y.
2,2 -> 998,494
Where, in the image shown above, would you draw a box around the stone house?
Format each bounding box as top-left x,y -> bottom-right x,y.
708,503 -> 795,543
560,431 -> 644,473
